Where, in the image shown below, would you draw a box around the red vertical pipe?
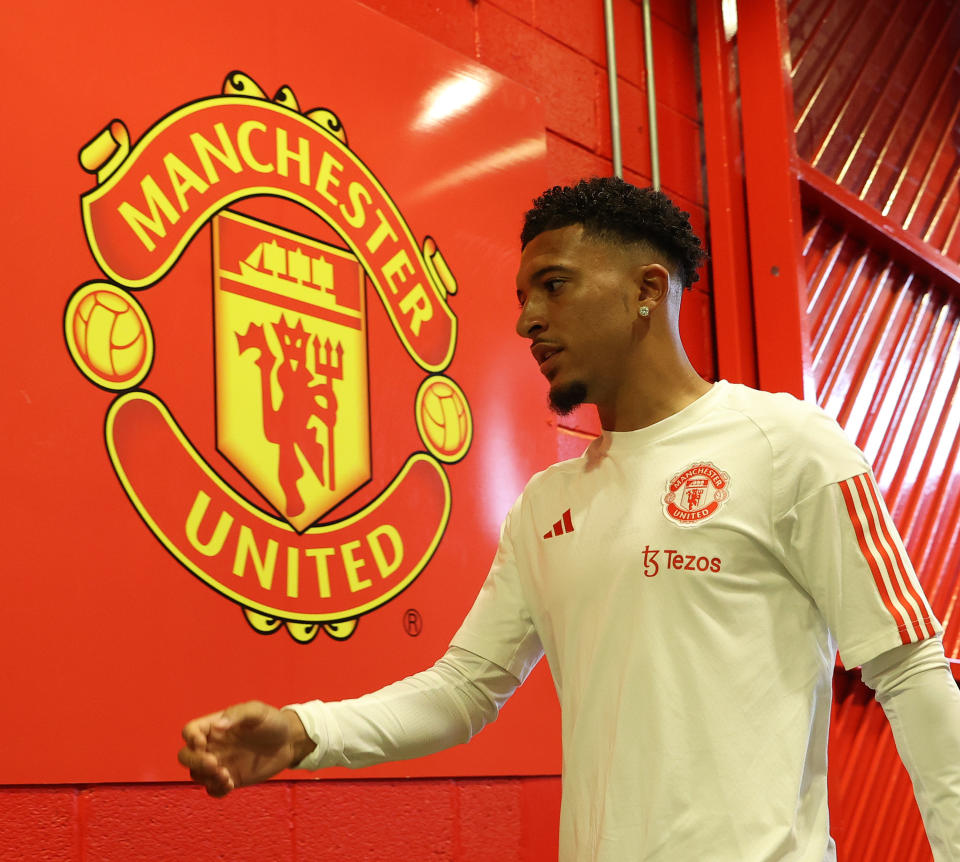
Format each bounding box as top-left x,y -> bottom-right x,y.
737,0 -> 812,397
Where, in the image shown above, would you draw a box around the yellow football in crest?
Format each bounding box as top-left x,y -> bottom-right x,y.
65,283 -> 153,390
415,376 -> 472,463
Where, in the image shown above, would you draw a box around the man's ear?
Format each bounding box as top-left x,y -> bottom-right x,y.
637,263 -> 671,308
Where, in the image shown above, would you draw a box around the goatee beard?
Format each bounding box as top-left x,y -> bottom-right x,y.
548,381 -> 588,415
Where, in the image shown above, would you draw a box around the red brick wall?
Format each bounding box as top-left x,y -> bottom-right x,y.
0,779 -> 562,861
1,1 -> 707,858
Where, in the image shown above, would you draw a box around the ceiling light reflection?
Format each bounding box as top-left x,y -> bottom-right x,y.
414,72 -> 491,131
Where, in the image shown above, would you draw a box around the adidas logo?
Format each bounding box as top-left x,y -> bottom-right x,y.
543,508 -> 574,539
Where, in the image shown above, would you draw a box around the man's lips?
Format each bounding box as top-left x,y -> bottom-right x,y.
531,342 -> 563,375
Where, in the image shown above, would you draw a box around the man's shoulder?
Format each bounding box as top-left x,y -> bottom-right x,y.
521,451 -> 586,497
719,381 -> 820,420
717,382 -> 870,498
718,382 -> 851,446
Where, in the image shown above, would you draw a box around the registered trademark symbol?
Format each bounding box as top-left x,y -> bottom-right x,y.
403,608 -> 423,637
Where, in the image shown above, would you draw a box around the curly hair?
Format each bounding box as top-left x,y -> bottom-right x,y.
520,177 -> 707,288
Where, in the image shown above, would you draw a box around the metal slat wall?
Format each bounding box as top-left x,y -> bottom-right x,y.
803,218 -> 960,600
787,1 -> 960,858
802,205 -> 960,862
791,0 -> 960,261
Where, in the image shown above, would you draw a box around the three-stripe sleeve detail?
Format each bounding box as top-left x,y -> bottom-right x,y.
838,473 -> 934,643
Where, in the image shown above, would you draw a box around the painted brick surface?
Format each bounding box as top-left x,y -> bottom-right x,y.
546,131 -> 613,186
613,0 -> 648,90
457,779 -> 524,861
596,75 -> 654,177
477,2 -> 602,151
651,0 -> 692,35
534,0 -> 607,65
611,96 -> 701,205
82,783 -> 293,862
655,104 -> 704,204
519,777 -> 563,859
360,0 -> 479,57
0,777 -> 564,861
650,13 -> 699,121
293,779 -> 456,857
0,787 -> 76,861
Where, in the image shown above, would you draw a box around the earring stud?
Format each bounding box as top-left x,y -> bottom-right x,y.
639,306 -> 650,318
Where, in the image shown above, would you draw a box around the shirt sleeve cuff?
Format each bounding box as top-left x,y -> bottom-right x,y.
282,701 -> 333,771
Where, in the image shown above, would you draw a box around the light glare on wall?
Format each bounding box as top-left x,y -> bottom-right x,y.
414,72 -> 491,131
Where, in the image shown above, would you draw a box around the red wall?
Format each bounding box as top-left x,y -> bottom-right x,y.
1,1 -> 707,859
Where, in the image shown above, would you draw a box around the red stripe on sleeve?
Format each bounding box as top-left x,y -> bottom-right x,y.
839,477 -> 910,644
861,473 -> 933,639
851,474 -> 922,642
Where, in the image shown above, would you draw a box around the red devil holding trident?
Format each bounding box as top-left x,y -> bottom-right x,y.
237,315 -> 344,520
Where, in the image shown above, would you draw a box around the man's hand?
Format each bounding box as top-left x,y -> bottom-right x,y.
178,701 -> 314,797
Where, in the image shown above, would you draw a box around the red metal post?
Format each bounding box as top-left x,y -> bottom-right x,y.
737,0 -> 813,398
695,0 -> 758,387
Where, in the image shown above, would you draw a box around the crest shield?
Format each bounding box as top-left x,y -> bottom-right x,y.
213,210 -> 370,531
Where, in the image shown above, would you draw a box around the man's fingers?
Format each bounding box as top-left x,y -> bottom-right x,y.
181,725 -> 207,749
178,747 -> 219,775
192,773 -> 233,798
180,748 -> 236,796
177,746 -> 199,770
181,710 -> 228,747
181,702 -> 268,750
205,777 -> 234,798
189,765 -> 235,796
177,747 -> 230,781
179,702 -> 273,795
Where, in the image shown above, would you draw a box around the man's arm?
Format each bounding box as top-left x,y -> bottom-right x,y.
286,645 -> 520,770
179,646 -> 520,796
862,637 -> 960,861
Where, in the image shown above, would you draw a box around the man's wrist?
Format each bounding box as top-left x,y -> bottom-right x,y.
281,707 -> 316,767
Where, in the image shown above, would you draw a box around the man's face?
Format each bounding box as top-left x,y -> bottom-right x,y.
515,225 -> 641,414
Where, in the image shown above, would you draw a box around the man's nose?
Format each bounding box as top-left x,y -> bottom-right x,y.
515,294 -> 546,338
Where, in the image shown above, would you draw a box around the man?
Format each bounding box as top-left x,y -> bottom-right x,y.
180,178 -> 960,861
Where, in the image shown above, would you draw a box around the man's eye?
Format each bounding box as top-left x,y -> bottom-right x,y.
545,279 -> 564,293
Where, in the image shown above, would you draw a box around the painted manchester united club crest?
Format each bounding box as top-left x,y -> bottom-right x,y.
64,72 -> 473,644
214,211 -> 370,532
662,462 -> 730,527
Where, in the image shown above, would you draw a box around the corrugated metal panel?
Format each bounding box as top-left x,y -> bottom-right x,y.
785,4 -> 960,856
803,209 -> 960,648
803,206 -> 960,861
789,0 -> 960,263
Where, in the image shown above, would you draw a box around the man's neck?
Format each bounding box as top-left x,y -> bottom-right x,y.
596,356 -> 712,432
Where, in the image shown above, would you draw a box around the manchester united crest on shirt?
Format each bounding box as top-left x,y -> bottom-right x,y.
662,462 -> 730,527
